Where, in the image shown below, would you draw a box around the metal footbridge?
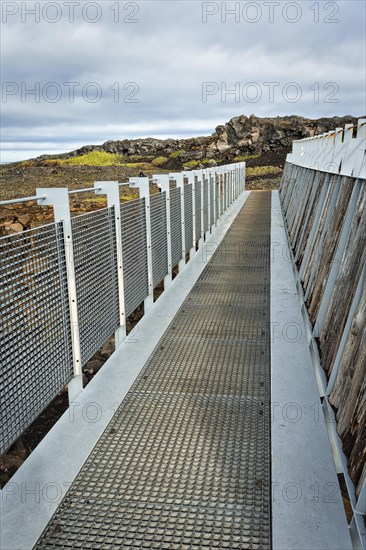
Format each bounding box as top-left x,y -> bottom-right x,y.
1,120 -> 365,550
35,192 -> 271,550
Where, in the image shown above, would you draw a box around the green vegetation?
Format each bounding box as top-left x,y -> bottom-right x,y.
246,166 -> 282,177
232,154 -> 260,162
151,156 -> 168,167
184,158 -> 212,169
184,160 -> 200,169
126,154 -> 154,162
127,154 -> 142,162
122,162 -> 154,170
20,160 -> 36,167
43,152 -> 159,171
50,151 -> 124,166
170,150 -> 185,159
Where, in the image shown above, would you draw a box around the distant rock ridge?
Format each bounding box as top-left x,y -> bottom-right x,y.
37,114 -> 359,164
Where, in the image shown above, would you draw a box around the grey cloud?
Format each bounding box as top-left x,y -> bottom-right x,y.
1,0 -> 365,162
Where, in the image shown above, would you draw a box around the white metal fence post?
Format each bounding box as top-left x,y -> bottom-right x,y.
129,177 -> 154,312
205,170 -> 211,239
211,169 -> 217,228
170,172 -> 186,271
201,169 -> 209,240
232,166 -> 236,199
220,169 -> 224,213
36,187 -> 83,402
94,181 -> 126,346
235,163 -> 240,197
242,162 -> 246,191
154,174 -> 172,289
224,166 -> 229,212
183,171 -> 196,258
226,168 -> 230,208
215,170 -> 219,218
219,169 -> 223,216
230,166 -> 233,203
194,170 -> 204,248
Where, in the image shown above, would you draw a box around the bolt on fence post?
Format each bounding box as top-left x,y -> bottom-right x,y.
94,181 -> 126,347
36,188 -> 83,402
129,177 -> 154,313
170,173 -> 186,271
183,171 -> 197,259
154,174 -> 172,289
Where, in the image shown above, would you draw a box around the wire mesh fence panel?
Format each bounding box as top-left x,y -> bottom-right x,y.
150,192 -> 168,288
121,198 -> 149,317
72,208 -> 119,366
0,223 -> 73,454
203,180 -> 209,233
195,181 -> 202,244
184,184 -> 193,252
170,187 -> 182,268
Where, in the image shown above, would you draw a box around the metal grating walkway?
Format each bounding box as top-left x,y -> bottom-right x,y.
35,191 -> 272,550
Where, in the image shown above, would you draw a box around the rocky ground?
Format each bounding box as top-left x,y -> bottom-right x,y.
31,113 -> 358,166
1,113 -> 358,231
0,149 -> 284,235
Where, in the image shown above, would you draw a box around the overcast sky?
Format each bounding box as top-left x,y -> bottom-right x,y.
1,0 -> 365,162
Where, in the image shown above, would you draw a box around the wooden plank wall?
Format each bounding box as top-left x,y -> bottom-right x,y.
280,163 -> 366,497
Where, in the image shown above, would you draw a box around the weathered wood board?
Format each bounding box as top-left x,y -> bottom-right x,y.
307,177 -> 355,323
320,185 -> 366,375
330,281 -> 366,495
280,165 -> 365,499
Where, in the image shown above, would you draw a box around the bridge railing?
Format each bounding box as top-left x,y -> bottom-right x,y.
279,119 -> 365,548
0,162 -> 245,455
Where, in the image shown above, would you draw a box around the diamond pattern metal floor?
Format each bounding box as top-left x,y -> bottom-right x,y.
35,191 -> 272,550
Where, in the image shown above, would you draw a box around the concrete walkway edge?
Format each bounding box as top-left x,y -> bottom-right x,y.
270,190 -> 352,550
